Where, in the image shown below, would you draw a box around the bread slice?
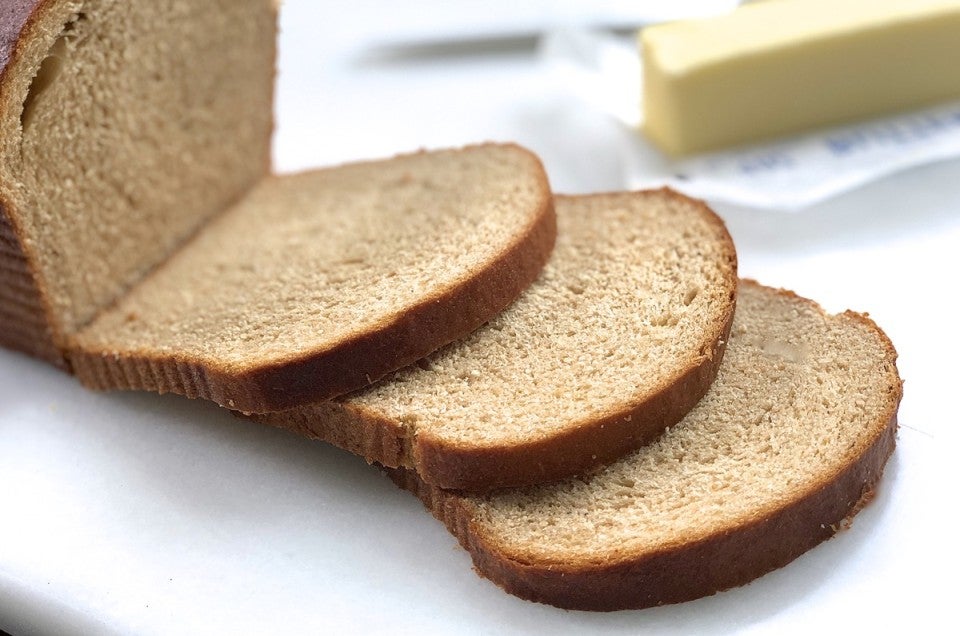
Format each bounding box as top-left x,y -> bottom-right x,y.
388,281 -> 902,610
0,2 -> 556,412
67,145 -> 555,412
252,190 -> 738,490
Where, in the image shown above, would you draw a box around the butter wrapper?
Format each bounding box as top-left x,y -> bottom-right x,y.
541,29 -> 960,211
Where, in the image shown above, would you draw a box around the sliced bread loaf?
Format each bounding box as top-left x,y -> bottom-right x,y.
252,190 -> 738,490
389,281 -> 902,610
0,2 -> 556,412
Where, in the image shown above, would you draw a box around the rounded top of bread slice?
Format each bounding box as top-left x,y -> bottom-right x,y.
68,144 -> 556,412
421,281 -> 900,609
338,189 -> 738,489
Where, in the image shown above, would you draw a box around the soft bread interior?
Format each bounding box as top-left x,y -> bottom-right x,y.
0,0 -> 275,338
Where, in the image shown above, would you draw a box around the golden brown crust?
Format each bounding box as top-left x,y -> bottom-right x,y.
0,0 -> 66,367
259,401 -> 408,467
251,324 -> 729,490
410,307 -> 733,491
386,282 -> 903,610
389,412 -> 896,610
67,159 -> 557,412
0,198 -> 64,366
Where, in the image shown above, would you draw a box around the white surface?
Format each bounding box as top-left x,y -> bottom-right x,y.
1,1 -> 955,634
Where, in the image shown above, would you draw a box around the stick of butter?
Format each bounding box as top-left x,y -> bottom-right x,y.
641,0 -> 960,156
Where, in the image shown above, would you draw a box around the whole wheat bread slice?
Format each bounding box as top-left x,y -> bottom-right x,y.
67,146 -> 555,412
388,281 -> 902,610
252,190 -> 738,490
0,1 -> 556,412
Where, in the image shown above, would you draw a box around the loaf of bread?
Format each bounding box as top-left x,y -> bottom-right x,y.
0,2 -> 556,412
252,190 -> 738,490
388,281 -> 902,610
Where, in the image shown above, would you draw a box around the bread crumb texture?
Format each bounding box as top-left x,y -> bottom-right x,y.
1,0 -> 275,338
71,145 -> 547,368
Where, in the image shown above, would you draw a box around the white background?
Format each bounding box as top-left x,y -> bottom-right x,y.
1,1 -> 954,634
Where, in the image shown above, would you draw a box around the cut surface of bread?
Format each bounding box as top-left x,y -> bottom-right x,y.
0,0 -> 276,360
68,145 -> 556,412
253,189 -> 738,490
389,281 -> 902,610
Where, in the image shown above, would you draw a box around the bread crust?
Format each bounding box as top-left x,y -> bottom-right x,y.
67,147 -> 557,412
0,0 -> 66,367
411,301 -> 733,491
386,282 -> 902,610
251,321 -> 729,490
0,199 -> 64,366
